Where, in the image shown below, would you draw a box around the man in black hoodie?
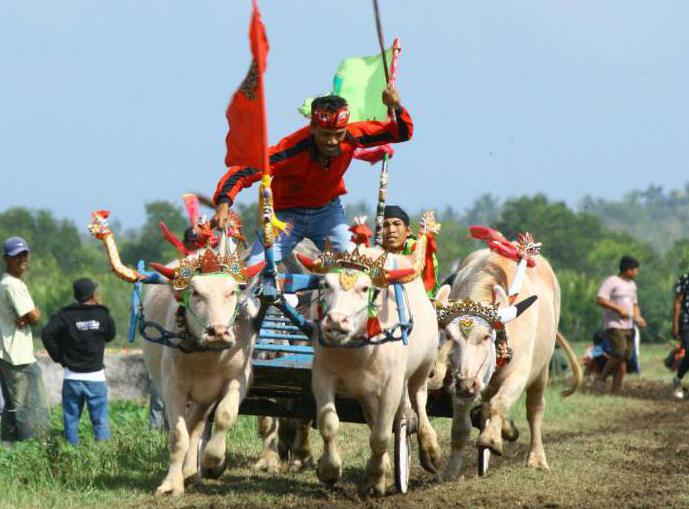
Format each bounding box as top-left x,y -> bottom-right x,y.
41,278 -> 115,445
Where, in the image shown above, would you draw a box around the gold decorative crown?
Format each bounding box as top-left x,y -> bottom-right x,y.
311,241 -> 389,288
435,298 -> 501,329
161,248 -> 249,291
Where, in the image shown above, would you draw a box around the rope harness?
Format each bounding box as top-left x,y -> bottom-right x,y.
135,275 -> 260,354
314,272 -> 414,349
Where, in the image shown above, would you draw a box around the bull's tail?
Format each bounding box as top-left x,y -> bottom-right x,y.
556,331 -> 583,397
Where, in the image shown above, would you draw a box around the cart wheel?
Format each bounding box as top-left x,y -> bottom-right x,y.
394,418 -> 411,494
196,418 -> 213,483
477,446 -> 490,477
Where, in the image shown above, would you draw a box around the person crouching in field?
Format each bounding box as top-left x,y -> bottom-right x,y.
595,256 -> 647,394
671,271 -> 689,399
41,278 -> 115,445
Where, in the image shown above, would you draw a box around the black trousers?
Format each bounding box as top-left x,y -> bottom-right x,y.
677,331 -> 689,380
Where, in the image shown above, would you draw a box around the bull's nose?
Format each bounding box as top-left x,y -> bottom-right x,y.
206,325 -> 234,343
454,376 -> 479,399
324,311 -> 351,331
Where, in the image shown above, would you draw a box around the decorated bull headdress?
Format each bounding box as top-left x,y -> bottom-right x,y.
88,210 -> 263,288
295,241 -> 416,289
469,226 -> 542,301
87,209 -> 264,352
435,295 -> 538,367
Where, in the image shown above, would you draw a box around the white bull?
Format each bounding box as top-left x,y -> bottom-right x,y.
431,248 -> 582,480
299,247 -> 442,496
143,268 -> 260,496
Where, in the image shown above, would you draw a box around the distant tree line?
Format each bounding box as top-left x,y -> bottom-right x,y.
2,185 -> 687,347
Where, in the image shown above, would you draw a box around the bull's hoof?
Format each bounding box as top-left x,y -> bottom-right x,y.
182,468 -> 199,484
418,427 -> 443,474
477,434 -> 504,456
502,418 -> 520,442
252,451 -> 282,474
316,456 -> 342,485
438,452 -> 463,482
202,454 -> 227,479
155,477 -> 184,496
278,441 -> 291,462
527,451 -> 550,471
288,454 -> 314,472
358,473 -> 387,497
383,453 -> 392,476
419,444 -> 442,474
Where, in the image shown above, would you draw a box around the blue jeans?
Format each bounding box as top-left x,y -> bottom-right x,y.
246,198 -> 352,265
62,379 -> 111,445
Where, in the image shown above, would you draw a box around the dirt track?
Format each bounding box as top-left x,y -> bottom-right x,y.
137,378 -> 689,509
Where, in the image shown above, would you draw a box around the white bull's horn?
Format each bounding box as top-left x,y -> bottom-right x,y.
497,295 -> 538,324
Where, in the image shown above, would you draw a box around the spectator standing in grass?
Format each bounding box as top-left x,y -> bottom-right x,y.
671,272 -> 689,399
595,255 -> 647,393
41,278 -> 115,445
0,236 -> 50,443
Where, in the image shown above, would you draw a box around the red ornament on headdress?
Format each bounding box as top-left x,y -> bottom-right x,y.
311,106 -> 350,128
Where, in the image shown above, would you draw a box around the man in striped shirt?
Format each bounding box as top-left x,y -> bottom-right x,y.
212,84 -> 413,263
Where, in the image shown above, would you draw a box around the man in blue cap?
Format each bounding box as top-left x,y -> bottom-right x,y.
0,236 -> 50,443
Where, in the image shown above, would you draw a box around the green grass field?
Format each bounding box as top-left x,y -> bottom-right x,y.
1,343 -> 687,509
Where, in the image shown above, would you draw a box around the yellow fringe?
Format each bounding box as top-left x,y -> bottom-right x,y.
258,175 -> 291,239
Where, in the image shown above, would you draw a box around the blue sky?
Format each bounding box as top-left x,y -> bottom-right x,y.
1,1 -> 688,227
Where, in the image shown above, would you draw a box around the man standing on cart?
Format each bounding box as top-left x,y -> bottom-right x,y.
212,84 -> 413,263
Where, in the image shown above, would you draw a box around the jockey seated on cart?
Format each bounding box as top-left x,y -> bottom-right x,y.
211,85 -> 413,266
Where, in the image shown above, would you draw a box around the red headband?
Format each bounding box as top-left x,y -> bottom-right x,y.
311,106 -> 350,128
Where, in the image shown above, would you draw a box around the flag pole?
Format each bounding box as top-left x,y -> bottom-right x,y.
372,0 -> 390,84
372,23 -> 401,246
372,39 -> 400,246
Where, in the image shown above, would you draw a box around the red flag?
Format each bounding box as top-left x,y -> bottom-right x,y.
352,145 -> 394,165
224,0 -> 269,173
182,193 -> 201,228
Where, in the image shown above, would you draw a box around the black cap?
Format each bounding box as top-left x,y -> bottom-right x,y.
183,227 -> 198,244
73,278 -> 97,303
383,205 -> 410,226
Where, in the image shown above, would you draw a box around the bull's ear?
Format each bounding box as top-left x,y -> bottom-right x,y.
436,284 -> 451,305
493,284 -> 509,307
245,294 -> 259,319
497,295 -> 538,324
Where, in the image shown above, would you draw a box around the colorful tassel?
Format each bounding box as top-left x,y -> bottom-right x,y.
366,316 -> 383,339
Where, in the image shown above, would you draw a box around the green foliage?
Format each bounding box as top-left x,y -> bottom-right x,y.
0,205 -> 188,346
119,201 -> 188,265
581,184 -> 689,252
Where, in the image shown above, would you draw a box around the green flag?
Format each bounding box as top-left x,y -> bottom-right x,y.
299,47 -> 393,122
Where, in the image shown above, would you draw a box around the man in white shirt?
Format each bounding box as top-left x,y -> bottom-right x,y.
0,236 -> 50,442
